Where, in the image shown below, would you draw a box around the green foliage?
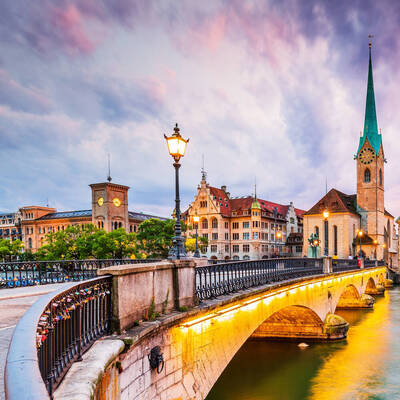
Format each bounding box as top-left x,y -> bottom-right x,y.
143,296 -> 159,321
35,224 -> 139,260
0,239 -> 24,261
162,288 -> 170,314
137,219 -> 177,258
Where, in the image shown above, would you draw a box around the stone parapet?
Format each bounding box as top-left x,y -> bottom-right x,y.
97,259 -> 199,332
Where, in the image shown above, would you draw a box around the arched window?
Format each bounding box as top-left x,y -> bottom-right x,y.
211,218 -> 218,229
379,169 -> 382,186
114,221 -> 118,230
364,168 -> 371,183
119,222 -> 122,228
315,226 -> 319,238
28,238 -> 32,249
201,218 -> 208,229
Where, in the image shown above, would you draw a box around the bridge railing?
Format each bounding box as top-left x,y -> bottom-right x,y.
5,276 -> 112,399
0,258 -> 159,289
195,258 -> 324,301
332,258 -> 358,272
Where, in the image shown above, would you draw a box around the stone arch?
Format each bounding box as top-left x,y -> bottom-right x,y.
378,273 -> 385,285
252,305 -> 325,340
366,277 -> 376,291
335,284 -> 369,310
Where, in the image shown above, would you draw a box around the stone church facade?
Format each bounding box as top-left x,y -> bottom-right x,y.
303,43 -> 397,267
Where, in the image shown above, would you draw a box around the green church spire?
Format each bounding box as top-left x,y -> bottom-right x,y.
357,41 -> 382,156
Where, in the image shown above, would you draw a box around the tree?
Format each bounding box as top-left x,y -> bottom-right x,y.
92,229 -> 138,259
0,239 -> 24,261
137,219 -> 177,258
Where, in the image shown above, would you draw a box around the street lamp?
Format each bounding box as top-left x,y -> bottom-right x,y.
193,215 -> 200,258
164,123 -> 189,259
276,231 -> 282,257
323,209 -> 329,256
373,239 -> 378,260
357,229 -> 364,258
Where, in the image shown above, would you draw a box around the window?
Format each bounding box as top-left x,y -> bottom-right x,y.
315,226 -> 319,238
243,244 -> 250,252
364,168 -> 371,183
243,222 -> 249,229
232,222 -> 239,229
38,227 -> 41,234
119,222 -> 122,228
252,232 -> 259,240
244,211 -> 249,216
252,221 -> 259,228
252,211 -> 259,216
379,169 -> 382,186
28,238 -> 32,249
202,233 -> 208,239
134,225 -> 137,232
212,233 -> 218,240
48,227 -> 51,233
211,245 -> 217,253
334,225 -> 338,256
224,222 -> 229,229
233,245 -> 240,253
232,233 -> 239,240
225,245 -> 229,253
200,201 -> 207,208
201,219 -> 208,229
130,225 -> 132,232
212,218 -> 218,229
243,232 -> 250,240
296,245 -> 302,253
225,233 -> 229,240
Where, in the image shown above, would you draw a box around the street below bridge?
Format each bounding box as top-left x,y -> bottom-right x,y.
0,284 -> 68,400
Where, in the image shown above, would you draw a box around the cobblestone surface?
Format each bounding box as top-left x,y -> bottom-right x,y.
0,284 -> 68,400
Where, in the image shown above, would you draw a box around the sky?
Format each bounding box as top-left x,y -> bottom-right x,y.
1,0 -> 400,218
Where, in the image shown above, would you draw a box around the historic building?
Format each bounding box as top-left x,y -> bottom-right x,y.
19,180 -> 165,252
303,43 -> 397,266
0,212 -> 23,242
183,173 -> 305,260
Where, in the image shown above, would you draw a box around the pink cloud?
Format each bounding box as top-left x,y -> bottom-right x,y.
51,4 -> 95,55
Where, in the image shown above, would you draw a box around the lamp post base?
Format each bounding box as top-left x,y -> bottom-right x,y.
168,236 -> 188,260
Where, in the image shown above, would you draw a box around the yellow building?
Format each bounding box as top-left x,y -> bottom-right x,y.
183,172 -> 305,260
303,43 -> 397,266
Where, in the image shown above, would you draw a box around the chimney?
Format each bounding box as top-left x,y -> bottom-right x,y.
221,185 -> 227,192
226,192 -> 230,199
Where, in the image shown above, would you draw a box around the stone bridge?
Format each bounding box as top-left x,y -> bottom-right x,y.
51,261 -> 387,400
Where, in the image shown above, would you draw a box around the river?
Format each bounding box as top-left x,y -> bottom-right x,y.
207,287 -> 400,400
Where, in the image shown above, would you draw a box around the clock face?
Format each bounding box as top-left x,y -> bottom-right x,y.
359,147 -> 375,164
97,197 -> 104,206
113,197 -> 121,207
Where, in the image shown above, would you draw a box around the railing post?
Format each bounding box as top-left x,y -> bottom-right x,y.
323,256 -> 332,274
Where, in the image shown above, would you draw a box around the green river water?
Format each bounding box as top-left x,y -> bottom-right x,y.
207,287 -> 400,400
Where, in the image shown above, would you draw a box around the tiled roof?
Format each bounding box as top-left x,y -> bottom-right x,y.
128,211 -> 167,222
207,187 -> 306,220
305,189 -> 358,216
37,210 -> 92,220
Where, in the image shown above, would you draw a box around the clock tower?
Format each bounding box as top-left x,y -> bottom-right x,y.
356,42 -> 385,239
90,181 -> 129,232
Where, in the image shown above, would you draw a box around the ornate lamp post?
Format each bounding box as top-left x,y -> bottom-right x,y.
164,123 -> 189,260
193,215 -> 200,258
373,239 -> 378,260
323,209 -> 329,256
357,229 -> 364,258
276,231 -> 282,257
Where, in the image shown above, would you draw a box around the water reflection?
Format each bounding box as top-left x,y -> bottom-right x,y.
207,289 -> 399,400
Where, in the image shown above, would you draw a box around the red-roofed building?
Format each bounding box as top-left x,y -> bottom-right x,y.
183,173 -> 305,260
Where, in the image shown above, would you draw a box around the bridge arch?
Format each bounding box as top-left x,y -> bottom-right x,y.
252,305 -> 325,340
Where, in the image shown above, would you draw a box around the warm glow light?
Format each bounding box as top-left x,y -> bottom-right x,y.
193,215 -> 200,223
373,239 -> 378,245
357,230 -> 364,237
276,231 -> 282,239
164,123 -> 189,161
323,209 -> 329,219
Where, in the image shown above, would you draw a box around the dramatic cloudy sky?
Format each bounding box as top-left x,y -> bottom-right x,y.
1,0 -> 400,218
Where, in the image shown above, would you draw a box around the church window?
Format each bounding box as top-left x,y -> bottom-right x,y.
379,169 -> 382,185
364,168 -> 371,183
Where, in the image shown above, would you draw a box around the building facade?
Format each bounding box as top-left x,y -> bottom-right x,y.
183,173 -> 305,260
19,181 -> 165,252
303,43 -> 397,266
0,212 -> 23,242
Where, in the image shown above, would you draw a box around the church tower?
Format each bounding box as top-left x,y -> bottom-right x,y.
356,41 -> 385,240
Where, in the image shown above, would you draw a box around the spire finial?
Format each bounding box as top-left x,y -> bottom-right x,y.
254,177 -> 257,200
107,153 -> 112,182
201,154 -> 207,181
368,34 -> 374,49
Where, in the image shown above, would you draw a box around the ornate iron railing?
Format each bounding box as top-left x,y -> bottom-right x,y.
5,276 -> 112,399
196,258 -> 324,301
0,258 -> 159,289
332,258 -> 358,272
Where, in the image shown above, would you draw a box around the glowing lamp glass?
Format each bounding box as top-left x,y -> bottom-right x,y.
193,216 -> 200,223
165,136 -> 187,159
358,230 -> 363,237
323,210 -> 329,219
